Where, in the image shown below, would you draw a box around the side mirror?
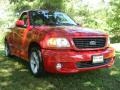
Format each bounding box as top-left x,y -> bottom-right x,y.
16,20 -> 25,27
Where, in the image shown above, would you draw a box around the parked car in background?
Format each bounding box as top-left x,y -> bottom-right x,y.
5,10 -> 115,77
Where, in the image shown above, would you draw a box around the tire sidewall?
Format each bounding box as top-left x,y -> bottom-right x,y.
5,42 -> 11,57
29,47 -> 44,77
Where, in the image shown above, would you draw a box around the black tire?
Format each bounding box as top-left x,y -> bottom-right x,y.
5,41 -> 11,57
29,46 -> 45,77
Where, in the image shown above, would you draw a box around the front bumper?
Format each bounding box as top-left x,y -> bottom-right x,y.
42,47 -> 115,74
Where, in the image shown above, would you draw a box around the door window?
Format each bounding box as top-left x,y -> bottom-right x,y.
19,12 -> 28,27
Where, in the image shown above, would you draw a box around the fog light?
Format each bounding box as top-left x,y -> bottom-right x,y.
56,63 -> 62,70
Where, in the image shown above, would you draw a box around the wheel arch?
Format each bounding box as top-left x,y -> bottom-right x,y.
28,42 -> 41,57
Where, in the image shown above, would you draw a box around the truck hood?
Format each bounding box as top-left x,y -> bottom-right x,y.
59,26 -> 107,36
35,26 -> 107,37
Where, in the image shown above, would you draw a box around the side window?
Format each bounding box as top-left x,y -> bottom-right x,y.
19,12 -> 28,27
30,12 -> 44,26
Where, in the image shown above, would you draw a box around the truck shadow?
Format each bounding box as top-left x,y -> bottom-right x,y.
0,49 -> 120,90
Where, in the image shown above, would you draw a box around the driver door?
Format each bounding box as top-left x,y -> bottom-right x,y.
13,12 -> 29,58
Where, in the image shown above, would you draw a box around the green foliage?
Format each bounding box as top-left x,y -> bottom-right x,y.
107,0 -> 120,36
10,0 -> 64,13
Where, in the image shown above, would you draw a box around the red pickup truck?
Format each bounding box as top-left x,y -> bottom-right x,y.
5,10 -> 115,77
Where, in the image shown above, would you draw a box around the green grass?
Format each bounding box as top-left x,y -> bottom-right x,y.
0,47 -> 120,90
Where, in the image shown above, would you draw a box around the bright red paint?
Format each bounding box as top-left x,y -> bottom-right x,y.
16,20 -> 25,27
5,10 -> 115,74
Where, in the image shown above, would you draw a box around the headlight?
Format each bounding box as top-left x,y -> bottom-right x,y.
47,38 -> 70,48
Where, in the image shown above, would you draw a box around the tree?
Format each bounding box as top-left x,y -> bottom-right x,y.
10,0 -> 64,13
105,0 -> 120,43
107,0 -> 120,36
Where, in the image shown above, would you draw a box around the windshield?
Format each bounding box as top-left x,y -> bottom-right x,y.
30,11 -> 77,26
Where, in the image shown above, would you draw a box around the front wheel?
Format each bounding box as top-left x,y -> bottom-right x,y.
29,47 -> 45,77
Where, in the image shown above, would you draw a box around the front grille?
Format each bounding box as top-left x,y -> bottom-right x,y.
76,58 -> 110,68
73,38 -> 106,49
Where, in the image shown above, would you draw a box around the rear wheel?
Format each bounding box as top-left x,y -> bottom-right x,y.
29,47 -> 45,77
5,42 -> 11,57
